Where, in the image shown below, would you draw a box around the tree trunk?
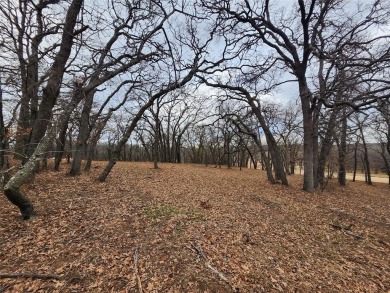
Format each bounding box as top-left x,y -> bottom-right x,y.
25,0 -> 84,159
70,90 -> 95,176
249,102 -> 287,185
176,137 -> 182,163
379,143 -> 390,185
312,105 -> 320,187
352,141 -> 358,182
54,119 -> 69,171
316,107 -> 341,187
338,107 -> 347,186
84,130 -> 104,172
299,81 -> 315,192
14,3 -> 46,160
98,65 -> 198,182
67,129 -> 73,164
360,130 -> 372,185
0,73 -> 10,187
3,84 -> 83,219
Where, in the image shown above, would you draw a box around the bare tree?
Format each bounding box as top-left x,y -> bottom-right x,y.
25,0 -> 86,159
69,0 -> 174,175
97,63 -> 201,181
351,113 -> 372,185
372,101 -> 390,184
0,0 -> 68,158
197,79 -> 288,185
202,0 -> 390,191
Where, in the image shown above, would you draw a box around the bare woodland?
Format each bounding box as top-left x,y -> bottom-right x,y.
0,0 -> 389,291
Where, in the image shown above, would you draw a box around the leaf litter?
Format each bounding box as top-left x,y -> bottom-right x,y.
0,162 -> 389,292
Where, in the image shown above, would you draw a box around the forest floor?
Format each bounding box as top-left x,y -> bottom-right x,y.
0,162 -> 389,293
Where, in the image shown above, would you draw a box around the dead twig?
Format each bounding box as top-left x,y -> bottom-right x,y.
330,223 -> 364,240
0,273 -> 62,280
188,242 -> 238,292
330,223 -> 352,231
0,281 -> 16,293
133,248 -> 143,293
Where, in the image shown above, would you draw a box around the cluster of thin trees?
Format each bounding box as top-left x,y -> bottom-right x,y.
0,0 -> 389,219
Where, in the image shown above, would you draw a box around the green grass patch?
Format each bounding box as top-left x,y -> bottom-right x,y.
145,204 -> 182,221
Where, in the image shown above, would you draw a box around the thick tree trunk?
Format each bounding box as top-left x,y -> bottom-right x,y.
26,0 -> 84,159
299,81 -> 315,192
312,106 -> 320,187
0,73 -> 10,187
3,85 -> 83,219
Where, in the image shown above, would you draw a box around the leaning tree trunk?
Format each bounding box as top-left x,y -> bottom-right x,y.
250,103 -> 287,185
231,118 -> 274,182
98,100 -> 160,182
98,65 -> 198,182
25,0 -> 84,160
3,84 -> 84,219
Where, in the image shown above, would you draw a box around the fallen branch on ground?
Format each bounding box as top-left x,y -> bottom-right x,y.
330,223 -> 364,240
0,273 -> 62,280
187,242 -> 238,292
133,248 -> 143,293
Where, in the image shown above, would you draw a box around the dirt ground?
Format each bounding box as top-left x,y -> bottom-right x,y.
0,162 -> 389,292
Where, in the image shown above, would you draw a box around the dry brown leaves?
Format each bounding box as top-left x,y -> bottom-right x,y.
0,162 -> 389,292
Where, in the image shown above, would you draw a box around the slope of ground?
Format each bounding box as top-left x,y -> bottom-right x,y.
0,162 -> 389,292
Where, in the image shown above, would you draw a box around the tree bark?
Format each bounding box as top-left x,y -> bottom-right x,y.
0,72 -> 10,186
54,118 -> 70,171
316,107 -> 341,188
352,140 -> 358,182
338,107 -> 347,186
299,80 -> 315,192
3,84 -> 84,219
360,127 -> 372,185
70,90 -> 95,175
26,0 -> 84,159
